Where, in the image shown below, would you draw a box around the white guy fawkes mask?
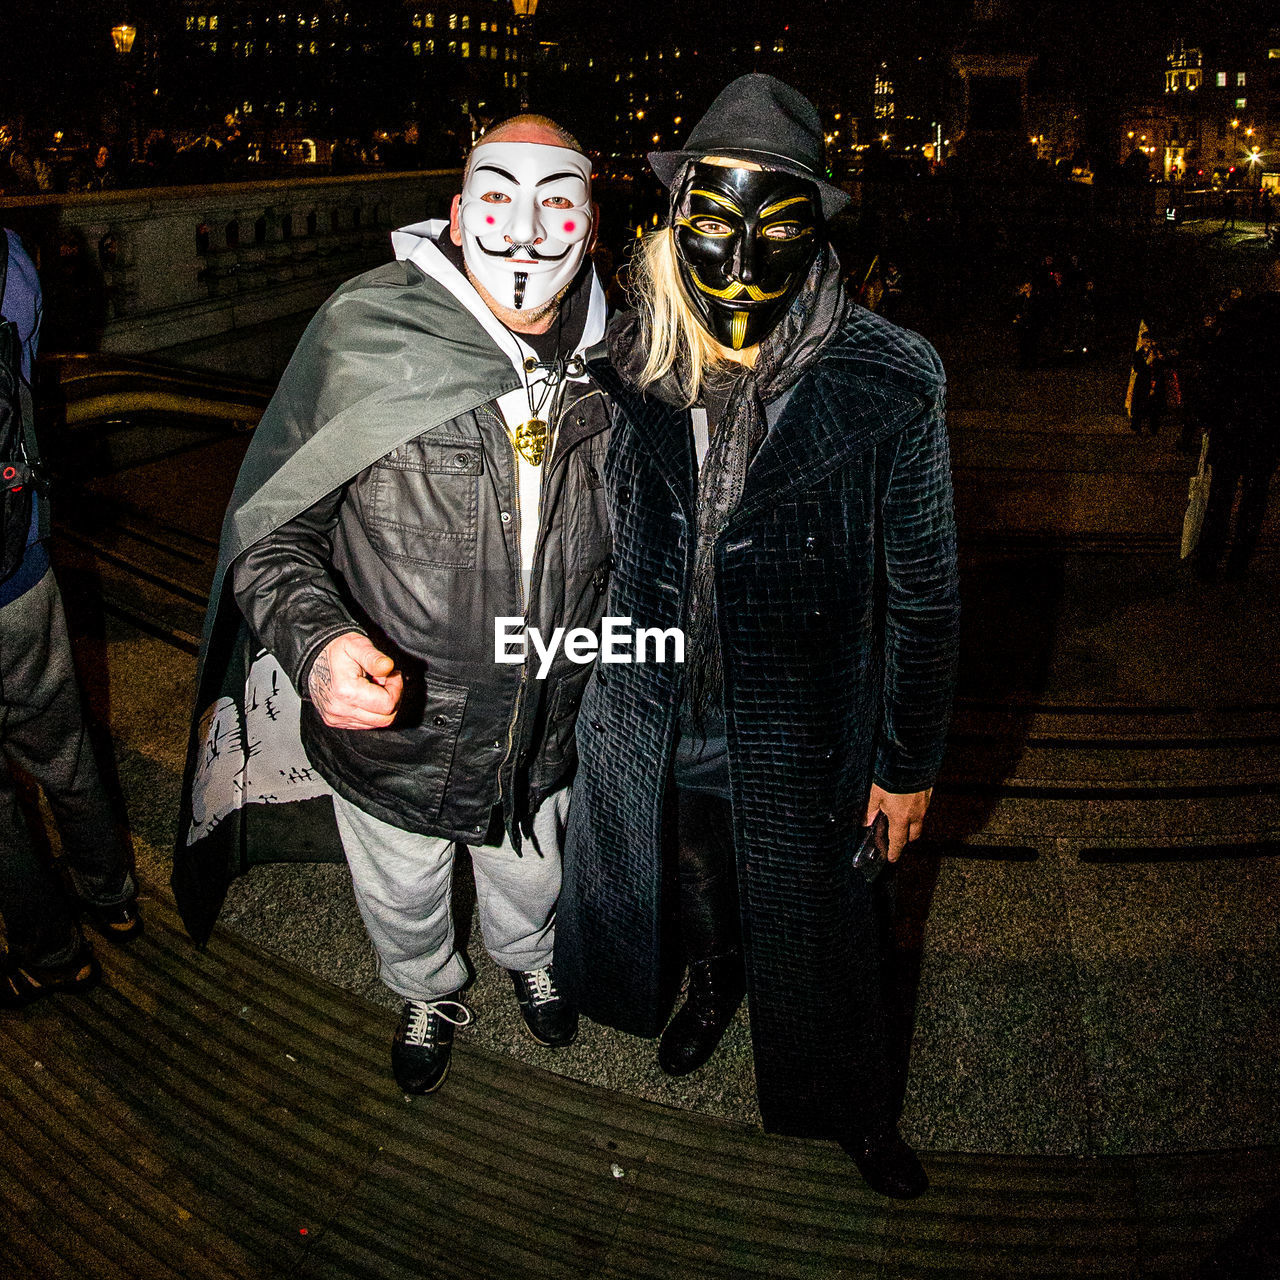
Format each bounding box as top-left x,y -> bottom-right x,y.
458,141 -> 594,313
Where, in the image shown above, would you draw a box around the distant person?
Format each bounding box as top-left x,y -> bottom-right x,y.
0,122 -> 42,195
69,144 -> 118,194
143,129 -> 177,185
1262,189 -> 1273,236
1193,292 -> 1280,581
1129,334 -> 1166,436
0,228 -> 142,1008
386,123 -> 426,171
1220,190 -> 1236,232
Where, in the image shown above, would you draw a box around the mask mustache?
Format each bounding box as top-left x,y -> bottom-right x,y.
477,239 -> 572,263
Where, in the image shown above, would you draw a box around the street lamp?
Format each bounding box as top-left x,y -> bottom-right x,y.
111,20 -> 140,164
511,0 -> 538,109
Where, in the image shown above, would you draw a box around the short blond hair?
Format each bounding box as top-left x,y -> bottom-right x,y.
465,115 -> 584,181
630,228 -> 734,404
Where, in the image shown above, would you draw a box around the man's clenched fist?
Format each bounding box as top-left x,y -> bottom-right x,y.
307,632 -> 404,730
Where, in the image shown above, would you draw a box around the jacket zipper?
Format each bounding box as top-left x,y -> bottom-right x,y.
476,399 -> 528,812
487,377 -> 596,817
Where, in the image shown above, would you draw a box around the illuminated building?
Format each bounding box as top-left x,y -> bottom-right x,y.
169,2 -> 524,146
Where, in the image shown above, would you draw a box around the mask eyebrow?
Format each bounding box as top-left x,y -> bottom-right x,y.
759,195 -> 813,217
472,162 -> 518,183
536,170 -> 585,186
689,189 -> 743,215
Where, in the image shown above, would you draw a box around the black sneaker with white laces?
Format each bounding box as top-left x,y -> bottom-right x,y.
391,995 -> 473,1095
508,965 -> 578,1047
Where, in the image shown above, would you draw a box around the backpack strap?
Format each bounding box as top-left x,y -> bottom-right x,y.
0,231 -> 9,316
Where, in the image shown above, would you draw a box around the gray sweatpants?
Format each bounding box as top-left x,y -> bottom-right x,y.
332,787 -> 568,1001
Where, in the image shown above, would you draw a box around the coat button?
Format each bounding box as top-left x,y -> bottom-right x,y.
617,487 -> 631,505
433,714 -> 448,727
597,671 -> 608,686
500,511 -> 512,523
455,452 -> 471,468
591,720 -> 605,733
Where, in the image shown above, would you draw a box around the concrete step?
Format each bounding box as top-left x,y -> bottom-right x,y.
2,893 -> 1276,1278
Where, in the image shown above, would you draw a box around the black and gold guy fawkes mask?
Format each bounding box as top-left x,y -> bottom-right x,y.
672,162 -> 821,351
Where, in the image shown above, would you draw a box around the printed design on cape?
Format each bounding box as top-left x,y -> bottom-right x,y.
187,650 -> 332,845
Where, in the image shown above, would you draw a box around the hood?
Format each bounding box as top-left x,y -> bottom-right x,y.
391,219 -> 607,385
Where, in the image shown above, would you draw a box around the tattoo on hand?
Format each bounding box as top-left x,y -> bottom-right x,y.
309,650 -> 333,710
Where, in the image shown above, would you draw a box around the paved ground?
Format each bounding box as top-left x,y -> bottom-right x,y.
6,895 -> 1279,1279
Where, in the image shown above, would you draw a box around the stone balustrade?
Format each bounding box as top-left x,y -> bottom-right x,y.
0,170 -> 461,359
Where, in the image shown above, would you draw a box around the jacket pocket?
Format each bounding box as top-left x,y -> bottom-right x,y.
568,439 -> 612,574
366,439 -> 482,568
333,680 -> 468,822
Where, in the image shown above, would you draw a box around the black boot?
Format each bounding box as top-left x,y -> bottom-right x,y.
657,949 -> 745,1076
838,1126 -> 929,1199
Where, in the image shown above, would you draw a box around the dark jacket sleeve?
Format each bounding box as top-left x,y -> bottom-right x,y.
230,483 -> 365,697
872,387 -> 960,793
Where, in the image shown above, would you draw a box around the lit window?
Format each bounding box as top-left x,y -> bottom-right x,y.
1217,71 -> 1227,87
481,20 -> 487,31
449,13 -> 457,29
1237,72 -> 1246,86
209,15 -> 218,31
198,15 -> 207,29
425,14 -> 434,26
478,44 -> 485,57
210,41 -> 217,52
1236,97 -> 1247,109
1269,49 -> 1280,59
426,38 -> 433,52
462,41 -> 469,56
186,16 -> 194,30
309,40 -> 317,53
448,40 -> 456,53
462,15 -> 470,30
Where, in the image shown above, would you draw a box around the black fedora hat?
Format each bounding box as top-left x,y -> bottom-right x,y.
648,74 -> 850,219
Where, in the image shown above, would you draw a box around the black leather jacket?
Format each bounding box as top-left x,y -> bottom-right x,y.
233,376 -> 612,844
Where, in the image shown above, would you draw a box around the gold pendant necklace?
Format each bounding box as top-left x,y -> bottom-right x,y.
515,355 -> 556,467
514,417 -> 548,466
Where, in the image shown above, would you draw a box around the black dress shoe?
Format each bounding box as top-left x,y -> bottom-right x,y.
391,995 -> 472,1095
838,1126 -> 929,1199
657,950 -> 745,1077
508,965 -> 578,1047
80,895 -> 143,944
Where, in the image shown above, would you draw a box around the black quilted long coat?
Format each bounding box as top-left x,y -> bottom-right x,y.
557,306 -> 961,1138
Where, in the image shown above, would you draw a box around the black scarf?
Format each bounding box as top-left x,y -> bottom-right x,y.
610,246 -> 848,726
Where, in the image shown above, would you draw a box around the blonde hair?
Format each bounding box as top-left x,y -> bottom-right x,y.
631,228 -> 735,404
